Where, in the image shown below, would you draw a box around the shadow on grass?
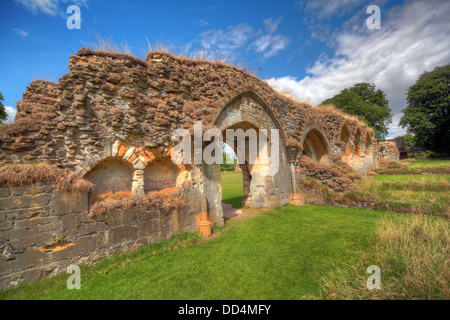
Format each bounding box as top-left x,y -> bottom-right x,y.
222,196 -> 243,209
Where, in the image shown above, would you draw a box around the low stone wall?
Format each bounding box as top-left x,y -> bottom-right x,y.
0,183 -> 200,289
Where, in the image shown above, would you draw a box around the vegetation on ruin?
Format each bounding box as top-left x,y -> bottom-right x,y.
0,163 -> 93,192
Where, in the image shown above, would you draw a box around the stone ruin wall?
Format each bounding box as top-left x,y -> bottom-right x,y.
0,182 -> 201,289
0,48 -> 399,288
378,141 -> 400,162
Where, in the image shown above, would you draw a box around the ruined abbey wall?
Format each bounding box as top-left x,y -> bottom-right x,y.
0,180 -> 202,289
0,48 -> 399,288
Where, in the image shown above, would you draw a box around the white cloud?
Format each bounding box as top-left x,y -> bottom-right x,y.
252,17 -> 290,58
267,0 -> 450,138
4,106 -> 17,124
195,17 -> 290,60
14,0 -> 59,15
14,0 -> 88,16
12,28 -> 29,38
300,0 -> 368,19
386,113 -> 407,139
199,23 -> 254,59
192,19 -> 210,27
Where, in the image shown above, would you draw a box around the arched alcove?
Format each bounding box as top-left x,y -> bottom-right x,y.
365,133 -> 372,154
144,159 -> 180,191
340,125 -> 352,159
302,129 -> 330,164
84,157 -> 133,197
354,129 -> 363,157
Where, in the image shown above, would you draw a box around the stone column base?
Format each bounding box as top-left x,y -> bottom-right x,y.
197,212 -> 212,237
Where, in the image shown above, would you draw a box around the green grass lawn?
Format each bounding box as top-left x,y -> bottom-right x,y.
1,204 -> 386,300
221,171 -> 244,208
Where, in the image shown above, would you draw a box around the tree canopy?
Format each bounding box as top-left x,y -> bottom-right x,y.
400,64 -> 450,154
321,83 -> 392,140
0,91 -> 8,123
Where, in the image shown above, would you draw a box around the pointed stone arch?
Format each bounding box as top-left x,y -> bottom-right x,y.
340,124 -> 352,155
301,127 -> 330,164
211,90 -> 292,208
354,128 -> 363,157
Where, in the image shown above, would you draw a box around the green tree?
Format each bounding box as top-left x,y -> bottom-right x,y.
0,91 -> 8,122
400,64 -> 450,154
321,83 -> 392,140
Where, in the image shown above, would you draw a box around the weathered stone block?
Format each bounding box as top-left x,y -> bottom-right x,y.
50,190 -> 88,215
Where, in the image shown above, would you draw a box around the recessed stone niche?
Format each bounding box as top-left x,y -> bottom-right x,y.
144,159 -> 179,191
84,157 -> 133,196
302,129 -> 329,164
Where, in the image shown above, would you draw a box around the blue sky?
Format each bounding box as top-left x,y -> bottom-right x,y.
1,0 -> 449,138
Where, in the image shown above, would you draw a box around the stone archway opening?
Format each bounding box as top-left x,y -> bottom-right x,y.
220,121 -> 262,209
302,129 -> 329,164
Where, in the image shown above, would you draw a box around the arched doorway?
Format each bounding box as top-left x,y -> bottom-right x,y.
209,92 -> 292,211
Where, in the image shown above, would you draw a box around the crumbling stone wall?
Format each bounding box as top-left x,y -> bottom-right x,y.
0,182 -> 201,289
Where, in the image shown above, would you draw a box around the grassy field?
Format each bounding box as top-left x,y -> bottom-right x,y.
376,158 -> 450,175
221,171 -> 244,208
344,174 -> 450,217
1,167 -> 448,300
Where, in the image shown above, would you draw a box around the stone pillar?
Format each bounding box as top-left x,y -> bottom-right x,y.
287,147 -> 303,205
132,169 -> 145,197
197,164 -> 211,237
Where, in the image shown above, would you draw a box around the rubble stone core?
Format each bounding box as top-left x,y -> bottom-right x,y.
0,48 -> 399,288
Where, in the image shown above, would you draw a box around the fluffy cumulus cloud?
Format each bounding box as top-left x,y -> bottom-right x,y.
4,106 -> 17,124
199,24 -> 254,59
252,17 -> 290,58
267,0 -> 450,138
194,17 -> 290,60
